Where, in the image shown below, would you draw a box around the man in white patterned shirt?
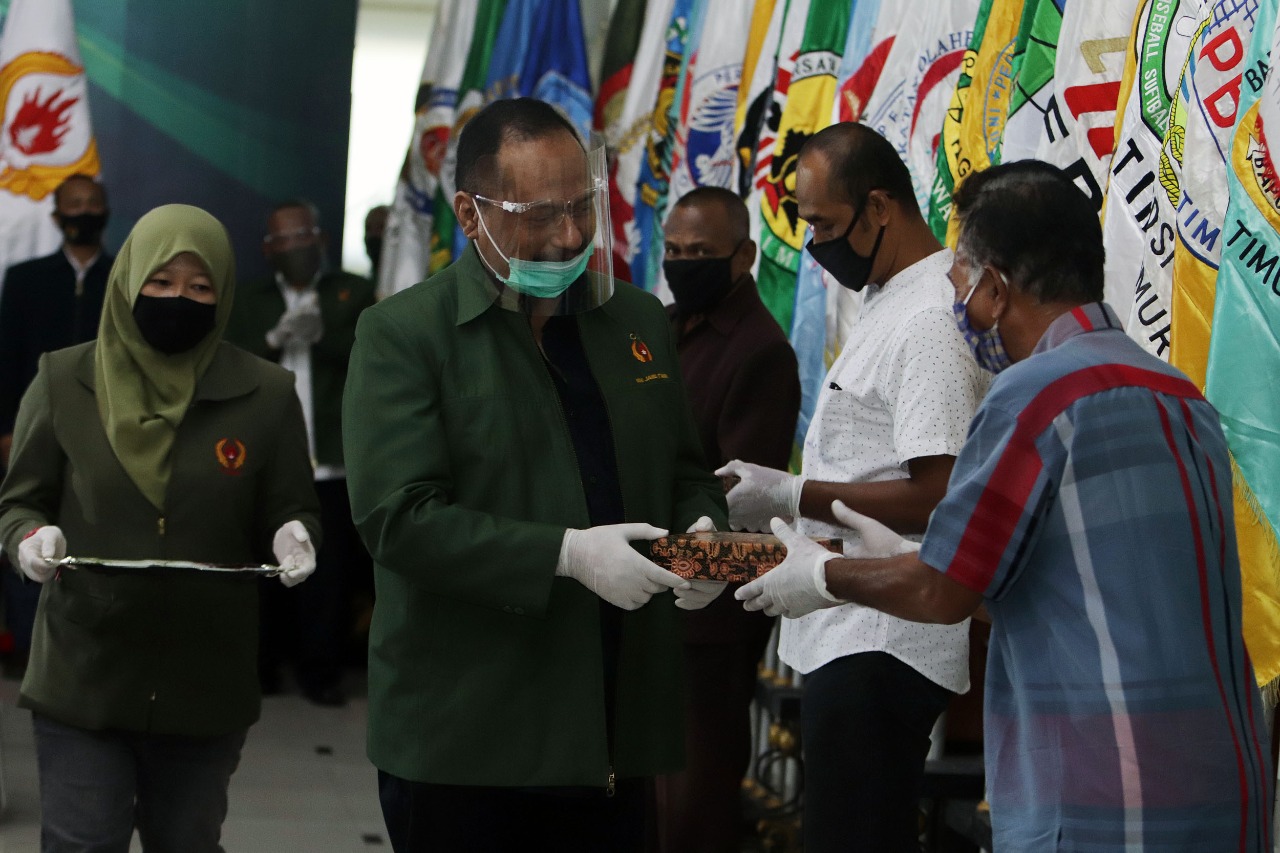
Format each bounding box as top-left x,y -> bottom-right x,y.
717,123 -> 987,852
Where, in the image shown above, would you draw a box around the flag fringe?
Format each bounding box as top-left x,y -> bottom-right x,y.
1231,455 -> 1280,586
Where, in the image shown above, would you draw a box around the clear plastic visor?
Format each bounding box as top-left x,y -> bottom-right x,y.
469,143 -> 614,315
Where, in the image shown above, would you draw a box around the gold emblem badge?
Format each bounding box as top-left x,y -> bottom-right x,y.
215,438 -> 247,474
630,333 -> 653,363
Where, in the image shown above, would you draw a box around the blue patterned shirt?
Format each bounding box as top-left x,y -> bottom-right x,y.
920,302 -> 1271,851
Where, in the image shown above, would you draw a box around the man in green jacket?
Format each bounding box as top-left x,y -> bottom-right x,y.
343,98 -> 727,851
226,201 -> 376,707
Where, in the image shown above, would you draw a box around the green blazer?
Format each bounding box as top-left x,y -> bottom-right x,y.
224,270 -> 376,467
343,246 -> 727,787
0,342 -> 320,737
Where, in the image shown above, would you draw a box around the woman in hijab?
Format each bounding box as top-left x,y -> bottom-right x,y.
0,204 -> 321,852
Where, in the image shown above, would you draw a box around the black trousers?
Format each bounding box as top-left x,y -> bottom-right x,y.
378,771 -> 646,853
652,624 -> 774,853
800,651 -> 952,853
260,478 -> 370,691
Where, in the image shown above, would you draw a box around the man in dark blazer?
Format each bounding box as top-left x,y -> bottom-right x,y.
0,174 -> 112,466
0,173 -> 112,671
655,186 -> 801,853
224,200 -> 376,707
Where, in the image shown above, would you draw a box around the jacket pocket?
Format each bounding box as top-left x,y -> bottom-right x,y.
52,572 -> 115,628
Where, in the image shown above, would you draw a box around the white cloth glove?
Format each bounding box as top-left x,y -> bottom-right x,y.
273,520 -> 317,588
265,296 -> 323,349
673,516 -> 727,611
17,525 -> 65,583
831,500 -> 920,557
556,523 -> 688,610
735,517 -> 841,618
713,460 -> 803,532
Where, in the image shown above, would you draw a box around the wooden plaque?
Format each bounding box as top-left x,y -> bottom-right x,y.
650,531 -> 843,583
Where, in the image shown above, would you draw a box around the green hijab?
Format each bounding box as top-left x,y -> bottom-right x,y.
94,204 -> 236,510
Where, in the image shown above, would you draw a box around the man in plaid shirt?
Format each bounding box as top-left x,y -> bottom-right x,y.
737,160 -> 1272,851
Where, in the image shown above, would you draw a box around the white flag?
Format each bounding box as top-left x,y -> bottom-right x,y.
378,0 -> 479,299
1031,0 -> 1137,187
860,0 -> 979,213
1102,0 -> 1207,355
667,0 -> 755,201
607,0 -> 676,285
0,0 -> 99,295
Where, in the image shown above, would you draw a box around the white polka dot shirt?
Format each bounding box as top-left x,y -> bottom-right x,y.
780,249 -> 988,693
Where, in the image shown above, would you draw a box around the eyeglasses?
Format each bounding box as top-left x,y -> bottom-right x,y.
263,226 -> 320,246
472,184 -> 601,230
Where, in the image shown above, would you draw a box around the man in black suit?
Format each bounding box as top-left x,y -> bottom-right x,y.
225,199 -> 377,707
0,174 -> 113,466
0,173 -> 112,673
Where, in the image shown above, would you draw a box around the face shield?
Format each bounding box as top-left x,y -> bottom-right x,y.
470,142 -> 614,315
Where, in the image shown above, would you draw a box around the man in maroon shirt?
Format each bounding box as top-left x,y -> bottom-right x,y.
654,187 -> 801,852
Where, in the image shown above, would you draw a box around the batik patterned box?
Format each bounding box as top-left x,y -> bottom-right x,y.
649,532 -> 843,583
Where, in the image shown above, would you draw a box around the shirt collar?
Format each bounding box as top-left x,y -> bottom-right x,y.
62,247 -> 101,277
456,244 -> 503,325
1032,301 -> 1123,355
274,269 -> 322,293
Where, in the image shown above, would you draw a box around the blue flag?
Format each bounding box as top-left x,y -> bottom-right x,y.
518,0 -> 593,140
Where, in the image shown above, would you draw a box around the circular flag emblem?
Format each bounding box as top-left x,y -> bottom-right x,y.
0,51 -> 99,201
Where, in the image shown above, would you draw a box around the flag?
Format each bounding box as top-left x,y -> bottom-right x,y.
741,0 -> 812,314
790,0 -> 886,453
1101,0 -> 1207,337
757,0 -> 854,333
927,0 -> 1031,240
734,0 -> 791,202
832,0 -> 895,125
667,0 -> 755,200
861,0 -> 979,214
1210,0 -> 1280,687
629,0 -> 698,293
485,0 -> 539,101
1000,0 -> 1068,162
377,0 -> 479,298
0,0 -> 100,293
594,0 -> 648,137
606,0 -> 677,284
1171,0 -> 1268,385
427,0 -> 508,275
518,0 -> 593,138
1033,0 -> 1137,196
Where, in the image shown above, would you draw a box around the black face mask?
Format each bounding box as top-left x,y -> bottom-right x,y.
271,245 -> 324,285
132,294 -> 217,355
57,211 -> 108,247
806,206 -> 885,292
664,251 -> 739,316
365,237 -> 383,271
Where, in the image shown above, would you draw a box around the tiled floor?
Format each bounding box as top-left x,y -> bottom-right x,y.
0,673 -> 387,852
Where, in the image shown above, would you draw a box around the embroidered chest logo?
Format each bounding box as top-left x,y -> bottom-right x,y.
215,438 -> 247,475
630,333 -> 653,363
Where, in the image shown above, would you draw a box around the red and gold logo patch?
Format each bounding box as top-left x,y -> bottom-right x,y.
630,334 -> 653,363
215,438 -> 246,474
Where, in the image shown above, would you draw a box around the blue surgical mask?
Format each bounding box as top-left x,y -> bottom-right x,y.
953,270 -> 1012,374
475,207 -> 594,298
